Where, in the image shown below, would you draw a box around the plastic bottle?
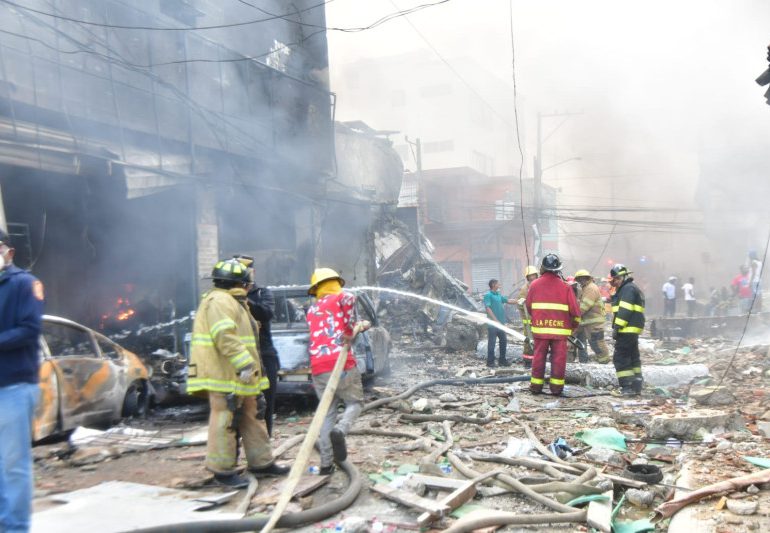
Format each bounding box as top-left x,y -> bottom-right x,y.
308,465 -> 320,475
439,463 -> 452,474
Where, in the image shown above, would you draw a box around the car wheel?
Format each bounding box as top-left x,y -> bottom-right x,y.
122,381 -> 149,418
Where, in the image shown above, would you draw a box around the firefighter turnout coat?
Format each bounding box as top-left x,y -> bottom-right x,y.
526,272 -> 581,339
188,287 -> 270,396
578,281 -> 605,331
612,278 -> 645,334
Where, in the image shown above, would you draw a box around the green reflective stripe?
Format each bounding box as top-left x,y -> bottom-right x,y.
574,317 -> 582,323
210,318 -> 237,337
258,377 -> 271,391
619,326 -> 643,334
522,319 -> 531,324
530,377 -> 545,385
580,298 -> 597,312
581,316 -> 605,325
192,333 -> 214,346
532,302 -> 569,311
550,377 -> 565,385
187,378 -> 262,395
229,350 -> 253,370
618,301 -> 645,313
616,370 -> 635,378
614,317 -> 628,327
530,327 -> 572,336
632,367 -> 642,374
611,305 -> 619,312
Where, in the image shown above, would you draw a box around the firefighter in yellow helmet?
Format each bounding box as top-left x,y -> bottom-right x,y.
516,265 -> 539,368
573,270 -> 610,363
188,258 -> 289,488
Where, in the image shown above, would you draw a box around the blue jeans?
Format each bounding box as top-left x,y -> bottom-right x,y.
487,326 -> 507,363
0,383 -> 39,533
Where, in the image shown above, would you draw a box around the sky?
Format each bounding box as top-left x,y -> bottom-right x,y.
325,0 -> 770,285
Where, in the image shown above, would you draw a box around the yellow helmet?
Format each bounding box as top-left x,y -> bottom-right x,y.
308,267 -> 345,295
524,265 -> 539,277
574,269 -> 591,279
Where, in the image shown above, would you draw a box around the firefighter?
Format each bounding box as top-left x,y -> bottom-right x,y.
608,264 -> 646,396
526,254 -> 581,396
574,270 -> 610,364
516,265 -> 539,368
188,258 -> 289,488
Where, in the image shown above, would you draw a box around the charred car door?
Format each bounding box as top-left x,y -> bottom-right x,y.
41,320 -> 120,428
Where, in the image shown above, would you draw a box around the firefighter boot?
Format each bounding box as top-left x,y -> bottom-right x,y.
632,376 -> 644,395
618,376 -> 636,397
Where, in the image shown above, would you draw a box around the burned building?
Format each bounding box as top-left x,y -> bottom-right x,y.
0,0 -> 334,328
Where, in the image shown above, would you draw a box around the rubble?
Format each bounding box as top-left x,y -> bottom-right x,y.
689,385 -> 735,406
567,363 -> 711,388
646,408 -> 745,440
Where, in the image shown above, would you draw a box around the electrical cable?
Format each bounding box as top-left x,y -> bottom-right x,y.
509,0 -> 529,265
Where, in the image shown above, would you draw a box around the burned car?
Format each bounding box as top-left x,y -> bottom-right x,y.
34,315 -> 151,441
270,286 -> 391,395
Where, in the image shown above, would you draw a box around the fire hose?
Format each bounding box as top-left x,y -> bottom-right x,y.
130,459 -> 362,533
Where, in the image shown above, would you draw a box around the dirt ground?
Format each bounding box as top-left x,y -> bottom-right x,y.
32,338 -> 770,532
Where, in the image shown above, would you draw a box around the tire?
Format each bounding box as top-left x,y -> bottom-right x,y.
122,381 -> 149,418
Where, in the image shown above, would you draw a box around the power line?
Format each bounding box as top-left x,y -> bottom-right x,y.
235,0 -> 451,33
509,0 -> 529,265
0,0 -> 332,30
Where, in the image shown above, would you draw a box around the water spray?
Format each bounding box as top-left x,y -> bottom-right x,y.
350,286 -> 526,341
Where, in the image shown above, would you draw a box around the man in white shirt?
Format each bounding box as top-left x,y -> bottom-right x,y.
662,277 -> 677,317
748,250 -> 762,311
682,277 -> 696,317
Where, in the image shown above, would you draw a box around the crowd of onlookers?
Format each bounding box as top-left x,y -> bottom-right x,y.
661,251 -> 763,317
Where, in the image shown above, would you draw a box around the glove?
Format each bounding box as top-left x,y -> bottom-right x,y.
238,365 -> 255,384
517,298 -> 526,306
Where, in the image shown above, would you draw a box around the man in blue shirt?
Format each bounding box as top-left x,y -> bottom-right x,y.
0,229 -> 44,533
483,279 -> 515,368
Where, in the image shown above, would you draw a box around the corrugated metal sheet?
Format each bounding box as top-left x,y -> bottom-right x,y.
472,259 -> 500,294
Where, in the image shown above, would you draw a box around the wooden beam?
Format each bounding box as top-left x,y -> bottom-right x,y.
370,484 -> 451,516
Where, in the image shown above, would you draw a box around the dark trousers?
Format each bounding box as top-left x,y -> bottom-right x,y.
487,326 -> 507,363
613,333 -> 642,391
262,355 -> 280,437
663,299 -> 676,317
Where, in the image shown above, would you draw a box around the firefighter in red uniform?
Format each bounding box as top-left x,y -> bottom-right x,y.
526,254 -> 581,396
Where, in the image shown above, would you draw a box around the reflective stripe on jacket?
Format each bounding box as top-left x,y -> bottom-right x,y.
188,288 -> 270,396
525,272 -> 581,339
612,278 -> 645,334
578,281 -> 605,329
517,284 -> 530,324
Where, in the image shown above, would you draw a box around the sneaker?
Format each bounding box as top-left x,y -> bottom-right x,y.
498,359 -> 511,367
330,428 -> 347,463
319,465 -> 336,475
249,463 -> 290,478
213,473 -> 251,488
486,360 -> 496,368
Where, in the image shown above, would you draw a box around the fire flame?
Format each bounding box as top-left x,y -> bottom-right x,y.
101,296 -> 136,326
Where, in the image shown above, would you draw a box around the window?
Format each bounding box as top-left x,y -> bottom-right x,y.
423,140 -> 454,154
43,323 -> 97,358
97,338 -> 120,360
495,200 -> 515,220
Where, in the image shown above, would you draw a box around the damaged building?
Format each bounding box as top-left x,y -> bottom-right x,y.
0,0 -> 334,328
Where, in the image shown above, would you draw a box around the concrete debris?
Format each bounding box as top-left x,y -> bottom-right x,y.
757,421 -> 770,438
689,385 -> 735,406
445,320 -> 480,352
646,409 -> 745,440
438,393 -> 459,403
567,363 -> 711,388
746,484 -> 760,494
412,398 -> 440,412
476,340 -> 524,361
726,498 -> 759,516
584,447 -> 625,467
338,516 -> 369,533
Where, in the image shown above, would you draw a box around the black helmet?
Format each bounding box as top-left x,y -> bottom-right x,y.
211,258 -> 252,283
610,263 -> 631,278
541,253 -> 562,272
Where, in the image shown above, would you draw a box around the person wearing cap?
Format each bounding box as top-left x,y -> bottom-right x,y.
0,229 -> 44,532
574,270 -> 610,364
306,268 -> 369,475
609,264 -> 646,396
661,276 -> 677,317
188,258 -> 289,488
526,254 -> 581,396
